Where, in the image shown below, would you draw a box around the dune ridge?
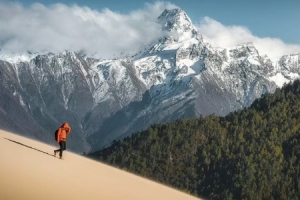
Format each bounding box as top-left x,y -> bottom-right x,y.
0,130 -> 201,200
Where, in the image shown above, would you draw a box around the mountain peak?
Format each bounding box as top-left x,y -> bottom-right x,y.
228,42 -> 260,59
157,8 -> 196,34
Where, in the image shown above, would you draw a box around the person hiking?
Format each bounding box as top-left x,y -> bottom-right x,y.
54,122 -> 71,159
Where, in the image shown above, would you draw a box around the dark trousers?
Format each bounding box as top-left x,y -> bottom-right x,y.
55,141 -> 66,157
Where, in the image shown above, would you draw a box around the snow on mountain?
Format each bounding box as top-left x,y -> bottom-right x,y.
269,73 -> 289,88
0,50 -> 39,63
277,53 -> 300,81
157,8 -> 200,41
0,8 -> 299,152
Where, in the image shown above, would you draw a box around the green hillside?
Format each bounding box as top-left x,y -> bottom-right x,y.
88,80 -> 300,200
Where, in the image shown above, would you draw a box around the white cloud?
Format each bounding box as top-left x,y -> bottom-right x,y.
0,1 -> 176,58
1,2 -> 299,61
197,17 -> 300,61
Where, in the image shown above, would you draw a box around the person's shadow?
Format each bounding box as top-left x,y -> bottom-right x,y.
4,137 -> 59,159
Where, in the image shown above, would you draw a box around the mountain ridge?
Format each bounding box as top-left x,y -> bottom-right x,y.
0,8 -> 299,152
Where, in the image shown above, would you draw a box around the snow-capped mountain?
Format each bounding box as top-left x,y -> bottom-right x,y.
0,8 -> 299,152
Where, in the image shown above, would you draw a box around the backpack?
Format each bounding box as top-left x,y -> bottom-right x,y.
55,129 -> 59,141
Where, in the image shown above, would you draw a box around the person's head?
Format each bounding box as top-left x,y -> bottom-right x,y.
61,122 -> 69,128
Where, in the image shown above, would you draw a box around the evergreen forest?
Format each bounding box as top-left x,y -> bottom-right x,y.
88,80 -> 300,200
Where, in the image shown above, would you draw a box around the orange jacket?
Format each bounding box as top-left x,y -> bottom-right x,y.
56,122 -> 71,142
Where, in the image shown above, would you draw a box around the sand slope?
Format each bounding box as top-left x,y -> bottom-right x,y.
0,130 -> 201,200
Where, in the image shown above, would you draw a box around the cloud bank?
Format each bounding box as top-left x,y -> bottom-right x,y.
0,1 -> 176,58
197,17 -> 300,61
0,2 -> 299,61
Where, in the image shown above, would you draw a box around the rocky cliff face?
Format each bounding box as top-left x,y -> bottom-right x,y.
0,8 -> 299,152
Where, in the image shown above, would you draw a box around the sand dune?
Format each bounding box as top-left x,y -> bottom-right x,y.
0,130 -> 201,200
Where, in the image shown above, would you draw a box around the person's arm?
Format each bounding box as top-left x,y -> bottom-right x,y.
66,127 -> 71,135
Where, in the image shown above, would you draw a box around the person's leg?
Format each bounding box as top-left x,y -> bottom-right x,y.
59,141 -> 66,158
54,142 -> 62,156
54,149 -> 59,156
59,141 -> 63,158
63,141 -> 66,151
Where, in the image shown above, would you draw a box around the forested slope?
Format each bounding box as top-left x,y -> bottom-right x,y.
88,80 -> 300,200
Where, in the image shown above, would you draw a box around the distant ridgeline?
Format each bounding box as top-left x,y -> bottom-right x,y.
88,79 -> 300,200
